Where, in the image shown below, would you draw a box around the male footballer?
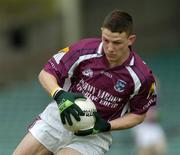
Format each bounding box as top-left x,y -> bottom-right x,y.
13,10 -> 157,155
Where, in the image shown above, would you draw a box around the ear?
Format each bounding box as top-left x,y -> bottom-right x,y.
101,27 -> 105,33
128,34 -> 136,46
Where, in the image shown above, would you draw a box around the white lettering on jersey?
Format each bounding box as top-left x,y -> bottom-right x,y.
100,71 -> 112,78
143,97 -> 156,110
76,79 -> 121,108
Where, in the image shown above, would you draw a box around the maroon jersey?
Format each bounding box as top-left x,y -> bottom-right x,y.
44,38 -> 157,121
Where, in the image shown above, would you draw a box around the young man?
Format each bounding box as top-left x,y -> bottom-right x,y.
13,10 -> 157,155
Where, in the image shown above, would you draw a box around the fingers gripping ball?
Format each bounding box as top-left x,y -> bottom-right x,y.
63,98 -> 97,132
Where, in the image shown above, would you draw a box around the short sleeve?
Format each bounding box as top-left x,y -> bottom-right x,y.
129,77 -> 157,114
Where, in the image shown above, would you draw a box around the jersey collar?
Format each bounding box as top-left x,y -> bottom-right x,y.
128,54 -> 135,66
97,42 -> 135,67
121,51 -> 135,67
96,42 -> 103,55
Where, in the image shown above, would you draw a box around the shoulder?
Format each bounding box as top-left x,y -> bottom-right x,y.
70,38 -> 102,51
131,51 -> 155,85
128,52 -> 157,112
57,38 -> 102,67
60,38 -> 102,61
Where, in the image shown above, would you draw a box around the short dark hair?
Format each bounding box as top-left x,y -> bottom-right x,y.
102,10 -> 133,36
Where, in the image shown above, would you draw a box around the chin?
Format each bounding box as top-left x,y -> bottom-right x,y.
107,56 -> 116,61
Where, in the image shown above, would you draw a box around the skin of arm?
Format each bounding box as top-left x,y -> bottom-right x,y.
38,69 -> 61,96
109,112 -> 146,131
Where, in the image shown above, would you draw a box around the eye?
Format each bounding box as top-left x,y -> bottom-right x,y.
103,38 -> 109,43
113,41 -> 122,45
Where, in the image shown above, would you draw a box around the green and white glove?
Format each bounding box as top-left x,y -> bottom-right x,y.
75,112 -> 111,136
53,89 -> 85,126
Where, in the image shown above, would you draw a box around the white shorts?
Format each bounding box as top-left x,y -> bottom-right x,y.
29,101 -> 112,155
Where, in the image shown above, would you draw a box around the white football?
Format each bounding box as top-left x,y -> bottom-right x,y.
63,97 -> 97,132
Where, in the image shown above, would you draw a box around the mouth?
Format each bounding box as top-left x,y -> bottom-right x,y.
106,54 -> 116,59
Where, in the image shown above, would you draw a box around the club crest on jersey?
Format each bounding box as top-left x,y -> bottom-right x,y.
114,79 -> 126,92
82,69 -> 93,77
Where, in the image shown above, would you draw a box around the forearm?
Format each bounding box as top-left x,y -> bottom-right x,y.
109,113 -> 146,131
38,69 -> 62,96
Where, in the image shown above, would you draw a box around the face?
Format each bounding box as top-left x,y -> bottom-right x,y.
101,28 -> 136,67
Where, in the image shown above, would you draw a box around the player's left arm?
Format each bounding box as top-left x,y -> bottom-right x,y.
75,111 -> 146,136
76,76 -> 157,136
110,75 -> 157,131
111,74 -> 158,130
109,112 -> 146,131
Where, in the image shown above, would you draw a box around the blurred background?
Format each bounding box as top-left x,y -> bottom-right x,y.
0,0 -> 179,154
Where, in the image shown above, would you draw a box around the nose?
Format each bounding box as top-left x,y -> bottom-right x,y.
107,42 -> 114,52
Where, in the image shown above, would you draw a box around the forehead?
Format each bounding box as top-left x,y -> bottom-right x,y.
101,28 -> 128,41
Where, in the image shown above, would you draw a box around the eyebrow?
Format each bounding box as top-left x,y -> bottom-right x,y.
102,36 -> 123,42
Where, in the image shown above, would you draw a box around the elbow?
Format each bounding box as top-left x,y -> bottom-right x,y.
38,69 -> 45,84
133,113 -> 146,127
137,113 -> 146,125
137,118 -> 145,125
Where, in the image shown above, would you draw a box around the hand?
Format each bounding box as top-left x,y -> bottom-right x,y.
53,90 -> 85,126
75,112 -> 111,136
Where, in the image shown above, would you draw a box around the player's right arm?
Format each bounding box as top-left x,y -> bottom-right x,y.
38,69 -> 84,126
39,69 -> 60,95
38,40 -> 94,126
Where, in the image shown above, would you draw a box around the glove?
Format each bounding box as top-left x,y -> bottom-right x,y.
53,89 -> 85,126
75,112 -> 111,136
